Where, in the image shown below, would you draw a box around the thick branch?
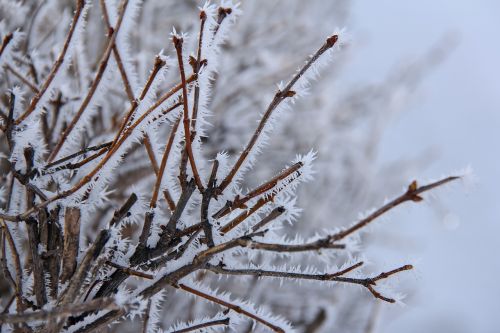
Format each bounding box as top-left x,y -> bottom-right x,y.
0,297 -> 118,324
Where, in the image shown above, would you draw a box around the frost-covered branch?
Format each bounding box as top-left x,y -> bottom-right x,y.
0,1 -> 464,332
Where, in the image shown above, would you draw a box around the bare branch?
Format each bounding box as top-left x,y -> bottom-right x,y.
177,284 -> 284,333
16,0 -> 86,124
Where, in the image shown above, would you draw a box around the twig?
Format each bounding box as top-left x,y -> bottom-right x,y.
171,317 -> 230,333
99,0 -> 135,103
44,141 -> 112,169
214,161 -> 303,218
15,0 -> 86,124
0,32 -> 13,58
172,35 -> 204,191
218,35 -> 340,192
177,284 -> 284,333
109,193 -> 138,227
200,159 -> 219,247
105,261 -> 153,280
26,217 -> 47,306
48,0 -> 130,162
189,10 -> 207,136
250,206 -> 286,232
3,63 -> 39,93
205,262 -> 411,303
328,177 -> 460,243
60,207 -> 81,283
150,117 -> 181,209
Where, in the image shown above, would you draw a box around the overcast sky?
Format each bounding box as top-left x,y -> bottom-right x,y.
344,1 -> 500,332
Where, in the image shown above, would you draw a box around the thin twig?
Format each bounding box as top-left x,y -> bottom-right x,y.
177,284 -> 284,333
218,35 -> 340,192
15,0 -> 86,124
105,261 -> 153,280
44,141 -> 112,169
3,63 -> 39,93
171,317 -> 230,333
48,0 -> 130,162
172,35 -> 204,191
205,262 -> 412,303
150,117 -> 181,209
214,162 -> 303,218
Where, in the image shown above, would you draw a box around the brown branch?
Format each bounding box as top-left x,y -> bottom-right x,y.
177,283 -> 284,333
0,32 -> 13,58
250,206 -> 286,232
44,141 -> 112,169
171,317 -> 230,333
105,261 -> 153,280
328,177 -> 460,243
74,310 -> 126,333
0,221 -> 25,312
189,10 -> 207,135
109,192 -> 138,227
241,239 -> 345,253
3,63 -> 39,93
218,35 -> 340,192
4,101 -> 183,223
41,145 -> 109,175
205,262 -> 411,303
26,217 -> 47,306
172,35 -> 204,191
60,207 -> 81,283
59,229 -> 110,307
219,195 -> 275,234
48,0 -> 130,163
200,159 -> 219,247
214,161 -> 303,219
150,117 -> 181,209
0,229 -> 17,309
0,297 -> 118,324
99,0 -> 135,103
15,0 -> 86,124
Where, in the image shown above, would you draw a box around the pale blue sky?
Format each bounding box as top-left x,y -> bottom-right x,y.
345,1 -> 500,332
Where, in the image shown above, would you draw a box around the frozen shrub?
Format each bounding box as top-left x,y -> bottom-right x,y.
0,1 -> 461,332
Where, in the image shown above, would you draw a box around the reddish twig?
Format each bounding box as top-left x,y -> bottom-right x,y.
172,34 -> 204,191
15,0 -> 86,124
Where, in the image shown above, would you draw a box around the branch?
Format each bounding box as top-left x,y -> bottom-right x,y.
0,221 -> 25,312
15,0 -> 86,124
150,116 -> 181,209
172,34 -> 204,191
44,141 -> 112,169
48,0 -> 130,162
177,284 -> 284,333
189,9 -> 207,138
217,35 -> 340,191
0,297 -> 118,324
0,32 -> 13,58
214,161 -> 303,218
105,261 -> 153,280
200,159 -> 219,247
328,177 -> 460,243
171,317 -> 230,333
205,262 -> 412,303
